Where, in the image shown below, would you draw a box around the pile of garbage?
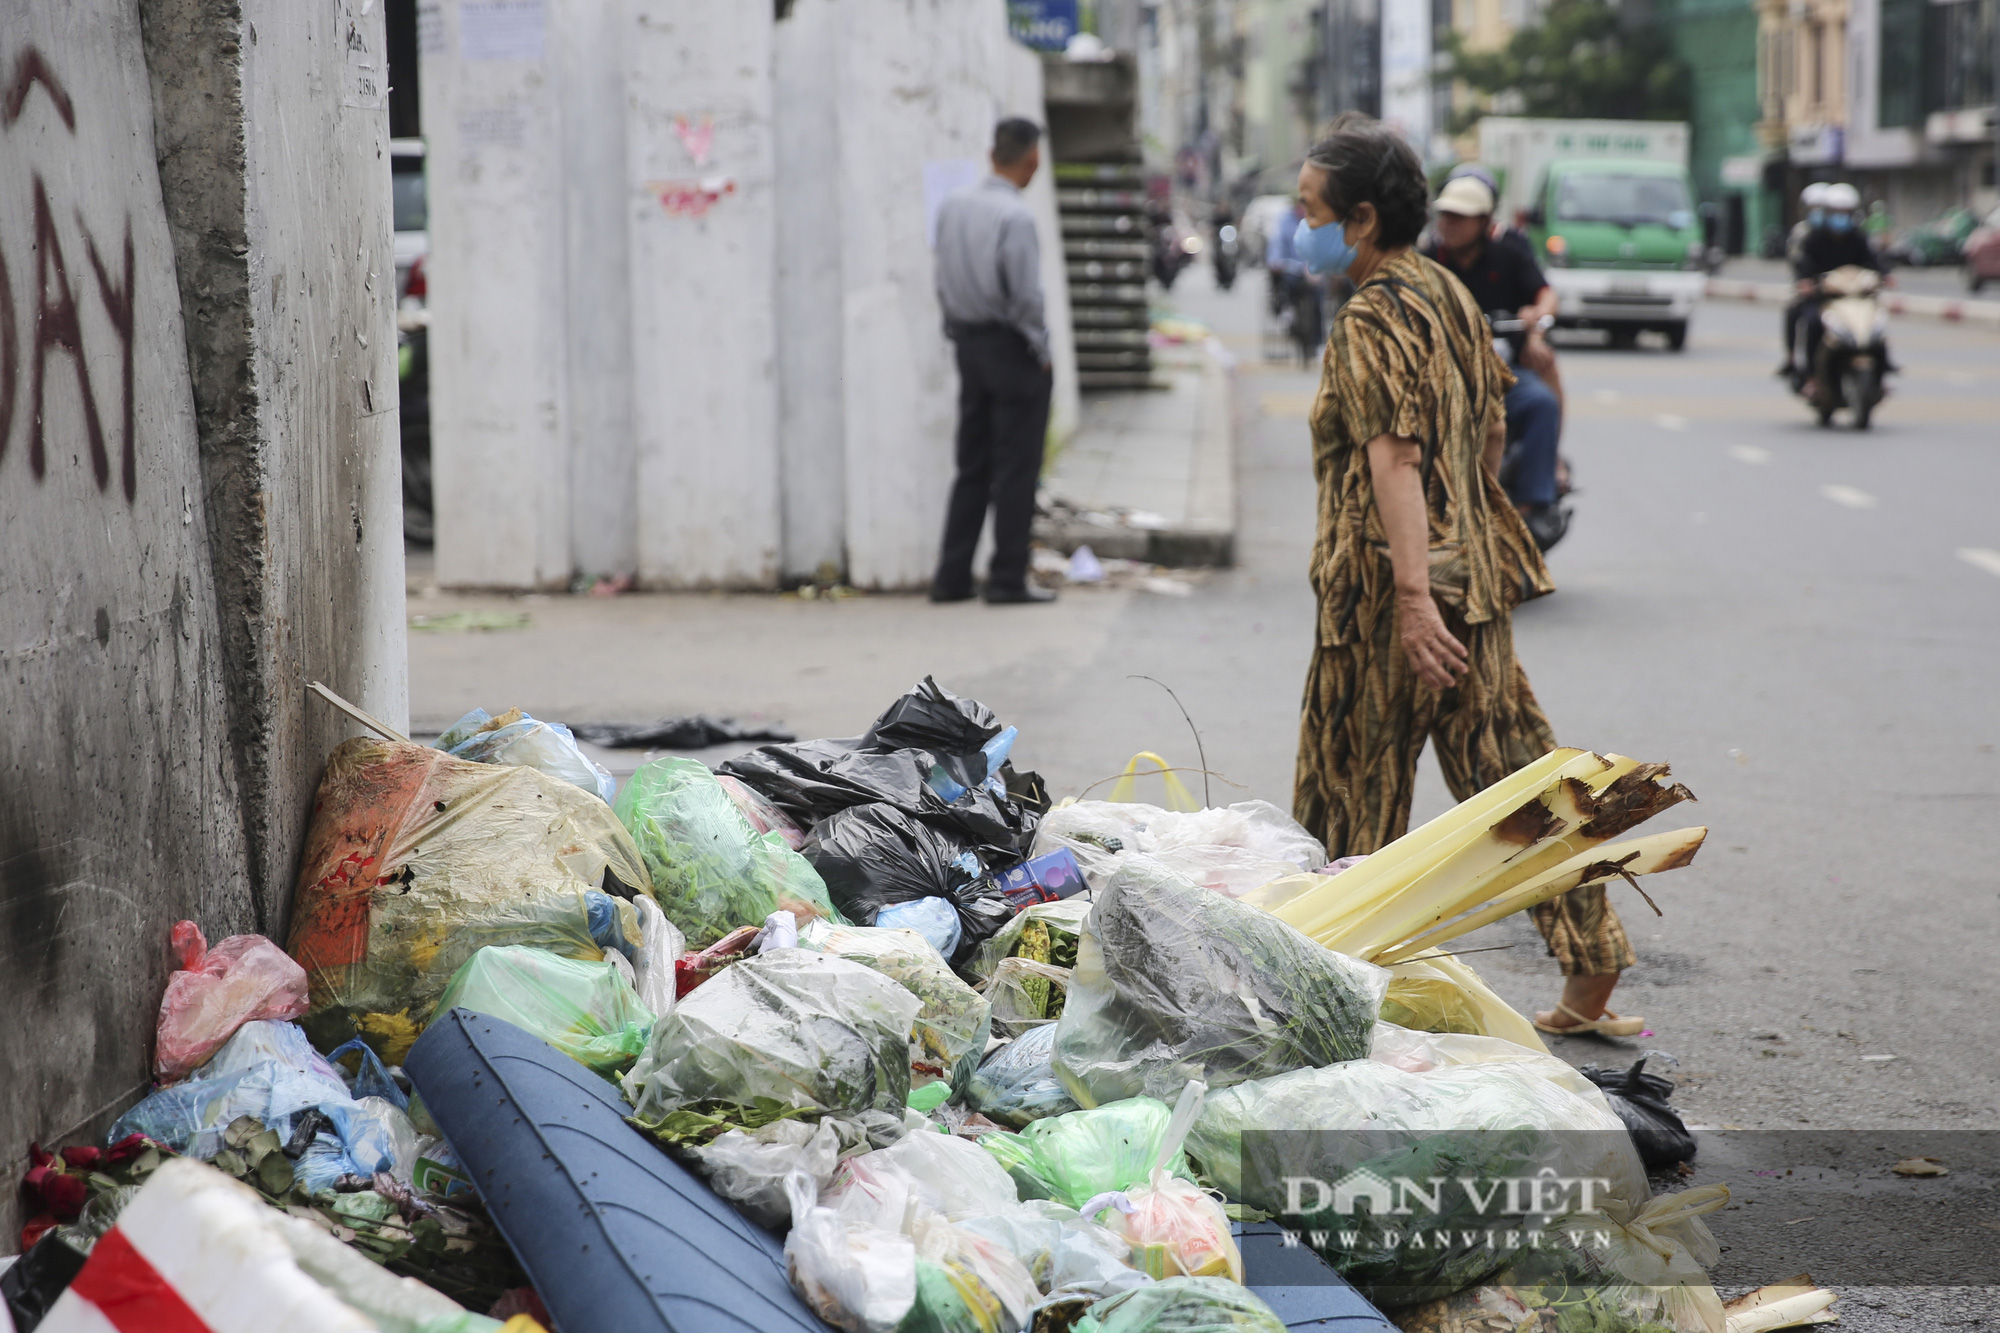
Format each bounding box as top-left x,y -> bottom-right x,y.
9,677 -> 1828,1333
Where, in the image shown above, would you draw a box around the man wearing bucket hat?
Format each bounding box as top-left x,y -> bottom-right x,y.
1424,174 -> 1566,545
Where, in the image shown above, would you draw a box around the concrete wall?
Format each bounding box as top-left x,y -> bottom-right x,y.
0,0 -> 402,1220
626,1 -> 783,589
558,0 -> 637,582
422,0 -> 575,591
774,0 -> 849,583
838,0 -> 1055,590
0,3 -> 251,1196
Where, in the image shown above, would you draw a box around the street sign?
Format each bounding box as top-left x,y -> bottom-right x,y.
1009,0 -> 1079,51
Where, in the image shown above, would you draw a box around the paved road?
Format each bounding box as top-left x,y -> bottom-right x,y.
410,267 -> 2000,1317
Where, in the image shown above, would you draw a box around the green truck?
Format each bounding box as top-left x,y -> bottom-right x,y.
1476,118 -> 1706,351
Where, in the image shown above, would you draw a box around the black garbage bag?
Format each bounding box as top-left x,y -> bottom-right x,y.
1579,1059 -> 1697,1167
3,1230 -> 90,1332
804,804 -> 1013,965
863,677 -> 1002,752
569,717 -> 796,749
719,678 -> 1044,859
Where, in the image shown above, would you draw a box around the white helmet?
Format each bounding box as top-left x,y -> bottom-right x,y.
1800,182 -> 1830,208
1822,182 -> 1861,211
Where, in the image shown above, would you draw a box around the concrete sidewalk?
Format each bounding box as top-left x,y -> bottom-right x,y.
1709,256 -> 2000,325
1035,335 -> 1238,568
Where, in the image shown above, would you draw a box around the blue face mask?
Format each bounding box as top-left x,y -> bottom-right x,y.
1807,208 -> 1827,227
1295,215 -> 1358,276
1827,212 -> 1854,232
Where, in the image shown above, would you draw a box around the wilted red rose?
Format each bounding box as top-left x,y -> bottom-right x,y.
104,1134 -> 152,1166
60,1146 -> 103,1171
19,1215 -> 56,1250
39,1171 -> 86,1222
27,1143 -> 53,1171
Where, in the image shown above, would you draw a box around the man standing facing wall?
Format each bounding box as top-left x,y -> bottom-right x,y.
930,118 -> 1056,605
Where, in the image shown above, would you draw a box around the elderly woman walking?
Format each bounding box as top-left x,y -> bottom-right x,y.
1288,114 -> 1643,1038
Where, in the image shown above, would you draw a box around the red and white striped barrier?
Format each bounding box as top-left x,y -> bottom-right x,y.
1706,277 -> 2000,326
40,1160 -> 383,1333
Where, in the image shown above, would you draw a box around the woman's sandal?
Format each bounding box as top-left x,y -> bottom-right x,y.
1532,1002 -> 1646,1038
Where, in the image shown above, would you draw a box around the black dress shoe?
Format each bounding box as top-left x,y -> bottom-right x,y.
929,586 -> 976,604
983,584 -> 1057,605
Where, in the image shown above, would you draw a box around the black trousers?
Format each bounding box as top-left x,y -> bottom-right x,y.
933,326 -> 1051,596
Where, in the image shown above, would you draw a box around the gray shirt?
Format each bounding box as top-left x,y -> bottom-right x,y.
933,175 -> 1050,364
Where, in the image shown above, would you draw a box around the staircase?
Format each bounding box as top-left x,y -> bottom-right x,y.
1056,164 -> 1153,390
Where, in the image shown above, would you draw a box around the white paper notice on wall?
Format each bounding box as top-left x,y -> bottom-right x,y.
459,100 -> 528,152
922,160 -> 984,249
417,0 -> 443,56
460,0 -> 546,62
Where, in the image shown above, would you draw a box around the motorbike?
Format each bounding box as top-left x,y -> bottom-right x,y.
1212,223 -> 1240,291
1793,265 -> 1889,429
1487,313 -> 1573,552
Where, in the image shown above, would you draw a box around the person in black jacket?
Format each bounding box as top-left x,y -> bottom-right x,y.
1783,183 -> 1881,384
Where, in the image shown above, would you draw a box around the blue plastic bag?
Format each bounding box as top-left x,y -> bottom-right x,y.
110,1021 -> 350,1158
325,1037 -> 410,1111
876,896 -> 963,960
437,707 -> 617,803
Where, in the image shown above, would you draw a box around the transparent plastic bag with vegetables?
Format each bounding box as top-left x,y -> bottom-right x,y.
964,1025 -> 1080,1129
815,926 -> 993,1094
615,757 -> 845,949
1051,856 -> 1387,1106
623,950 -> 921,1135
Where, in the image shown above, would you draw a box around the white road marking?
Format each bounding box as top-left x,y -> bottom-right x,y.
1821,484 -> 1878,509
1655,413 -> 1689,431
1957,547 -> 2000,579
1730,445 -> 1772,464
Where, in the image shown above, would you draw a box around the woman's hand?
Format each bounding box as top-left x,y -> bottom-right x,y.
1396,588 -> 1469,690
1367,432 -> 1470,690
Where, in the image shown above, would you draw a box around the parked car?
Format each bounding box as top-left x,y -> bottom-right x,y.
1960,207 -> 2000,292
391,138 -> 429,308
1886,207 -> 1975,267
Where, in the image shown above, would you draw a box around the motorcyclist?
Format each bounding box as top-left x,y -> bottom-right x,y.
1785,182 -> 1882,386
1265,198 -> 1322,357
1424,175 -> 1566,544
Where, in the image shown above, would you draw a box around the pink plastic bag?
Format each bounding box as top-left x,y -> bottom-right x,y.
718,774 -> 808,851
154,921 -> 311,1083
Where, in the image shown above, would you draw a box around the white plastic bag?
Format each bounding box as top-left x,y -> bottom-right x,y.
631,895 -> 685,1018
783,1173 -> 916,1333
1133,800 -> 1326,871
693,1118 -> 845,1230
831,1126 -> 1021,1227
955,1199 -> 1144,1299
1146,845 -> 1301,899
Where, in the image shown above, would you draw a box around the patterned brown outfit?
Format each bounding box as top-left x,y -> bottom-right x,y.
1290,250 -> 1633,976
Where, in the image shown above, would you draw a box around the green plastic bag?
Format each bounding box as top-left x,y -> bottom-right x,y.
977,1098 -> 1191,1210
615,757 -> 846,948
1074,1277 -> 1287,1333
431,945 -> 654,1074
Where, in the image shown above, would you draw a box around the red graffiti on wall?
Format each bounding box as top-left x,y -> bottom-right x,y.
2,46 -> 138,503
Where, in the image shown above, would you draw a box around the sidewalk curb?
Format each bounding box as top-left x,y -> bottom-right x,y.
1038,337 -> 1238,569
1707,276 -> 2000,326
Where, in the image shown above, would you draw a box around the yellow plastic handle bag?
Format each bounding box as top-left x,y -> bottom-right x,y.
1106,752 -> 1201,812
